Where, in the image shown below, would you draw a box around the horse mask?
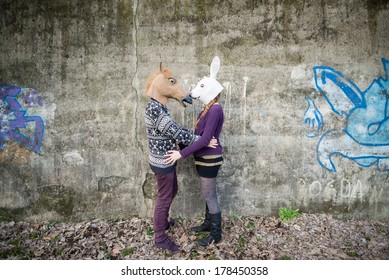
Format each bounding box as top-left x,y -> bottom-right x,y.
145,63 -> 192,107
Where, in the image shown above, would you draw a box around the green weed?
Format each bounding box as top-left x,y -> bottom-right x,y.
146,226 -> 154,237
121,247 -> 136,257
54,245 -> 67,256
280,255 -> 293,260
177,216 -> 185,225
11,238 -> 20,246
197,231 -> 208,240
0,245 -> 31,259
279,207 -> 301,221
230,212 -> 239,221
189,250 -> 200,260
246,221 -> 255,230
29,232 -> 39,240
347,252 -> 359,258
236,236 -> 246,253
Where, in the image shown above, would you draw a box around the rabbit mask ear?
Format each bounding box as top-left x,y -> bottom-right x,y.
210,56 -> 220,79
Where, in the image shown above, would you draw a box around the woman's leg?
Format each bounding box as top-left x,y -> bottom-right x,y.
198,176 -> 222,246
200,176 -> 220,214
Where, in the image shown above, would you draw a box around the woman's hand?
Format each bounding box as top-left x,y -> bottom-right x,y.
164,150 -> 182,165
207,137 -> 218,148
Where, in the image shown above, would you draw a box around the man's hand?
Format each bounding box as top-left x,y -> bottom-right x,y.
164,150 -> 182,165
207,137 -> 218,148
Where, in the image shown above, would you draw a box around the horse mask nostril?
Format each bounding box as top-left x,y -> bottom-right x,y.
182,95 -> 193,105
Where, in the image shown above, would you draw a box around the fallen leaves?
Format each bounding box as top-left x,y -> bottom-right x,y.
0,213 -> 387,260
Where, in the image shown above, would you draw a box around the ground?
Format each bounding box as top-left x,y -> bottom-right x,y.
0,213 -> 388,260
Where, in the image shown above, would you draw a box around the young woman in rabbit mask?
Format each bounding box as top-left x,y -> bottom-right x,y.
165,56 -> 225,246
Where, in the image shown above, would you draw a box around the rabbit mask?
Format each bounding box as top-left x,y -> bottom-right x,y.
190,56 -> 224,105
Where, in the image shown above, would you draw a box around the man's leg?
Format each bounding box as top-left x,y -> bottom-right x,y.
153,170 -> 179,252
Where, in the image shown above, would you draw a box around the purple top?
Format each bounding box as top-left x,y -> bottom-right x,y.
180,103 -> 224,159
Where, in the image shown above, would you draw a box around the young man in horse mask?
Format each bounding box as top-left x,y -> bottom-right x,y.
144,63 -> 216,253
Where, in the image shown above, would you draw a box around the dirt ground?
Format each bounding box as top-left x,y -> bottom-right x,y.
0,213 -> 388,260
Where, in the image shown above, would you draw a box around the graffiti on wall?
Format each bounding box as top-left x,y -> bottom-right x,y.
0,83 -> 45,153
304,58 -> 389,172
297,178 -> 383,215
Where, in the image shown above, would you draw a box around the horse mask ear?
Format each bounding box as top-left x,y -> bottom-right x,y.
210,56 -> 220,79
160,62 -> 163,72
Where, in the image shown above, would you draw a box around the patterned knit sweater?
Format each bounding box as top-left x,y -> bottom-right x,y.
145,98 -> 200,174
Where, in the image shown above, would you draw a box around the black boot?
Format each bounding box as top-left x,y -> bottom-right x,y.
190,205 -> 211,233
198,212 -> 222,247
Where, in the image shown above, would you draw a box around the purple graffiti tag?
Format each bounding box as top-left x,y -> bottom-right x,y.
0,83 -> 45,153
22,88 -> 44,108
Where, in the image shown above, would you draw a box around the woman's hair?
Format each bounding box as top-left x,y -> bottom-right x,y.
195,94 -> 220,129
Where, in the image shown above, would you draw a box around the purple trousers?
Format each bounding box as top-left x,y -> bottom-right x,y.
154,169 -> 178,242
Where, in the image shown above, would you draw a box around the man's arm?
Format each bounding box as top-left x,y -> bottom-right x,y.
156,113 -> 199,145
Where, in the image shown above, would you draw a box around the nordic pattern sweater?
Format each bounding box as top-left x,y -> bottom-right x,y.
145,98 -> 200,174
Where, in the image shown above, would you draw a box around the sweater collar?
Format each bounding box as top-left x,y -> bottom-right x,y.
151,98 -> 168,111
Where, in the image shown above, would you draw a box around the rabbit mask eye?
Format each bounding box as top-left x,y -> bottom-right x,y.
200,84 -> 205,88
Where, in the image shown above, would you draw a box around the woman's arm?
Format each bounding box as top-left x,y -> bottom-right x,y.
164,105 -> 222,164
164,137 -> 218,165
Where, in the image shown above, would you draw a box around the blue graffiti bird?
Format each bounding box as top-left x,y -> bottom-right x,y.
304,58 -> 389,172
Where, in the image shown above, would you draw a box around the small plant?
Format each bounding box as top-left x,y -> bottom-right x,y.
280,255 -> 293,260
146,226 -> 154,237
50,235 -> 60,245
279,207 -> 300,221
236,246 -> 245,253
238,236 -> 245,246
46,220 -> 60,230
177,216 -> 185,225
22,251 -> 35,260
11,238 -> 21,246
189,250 -> 200,260
230,212 -> 239,221
104,253 -> 114,260
236,236 -> 246,253
347,251 -> 359,258
29,232 -> 39,240
54,245 -> 67,256
0,245 -> 26,259
197,231 -> 208,240
100,245 -> 108,253
121,247 -> 136,257
246,221 -> 255,230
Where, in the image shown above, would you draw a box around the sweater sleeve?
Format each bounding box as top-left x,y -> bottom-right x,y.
179,105 -> 222,159
155,111 -> 200,146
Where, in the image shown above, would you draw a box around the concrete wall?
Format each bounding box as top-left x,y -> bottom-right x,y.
0,0 -> 388,222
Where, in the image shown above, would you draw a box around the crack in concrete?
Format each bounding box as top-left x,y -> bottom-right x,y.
131,0 -> 143,153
